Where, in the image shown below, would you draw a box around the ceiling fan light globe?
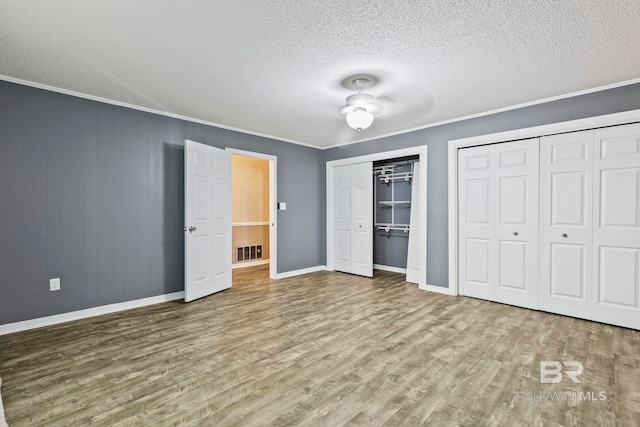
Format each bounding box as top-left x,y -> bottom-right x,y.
346,109 -> 374,131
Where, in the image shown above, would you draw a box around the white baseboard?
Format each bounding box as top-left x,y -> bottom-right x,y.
373,264 -> 407,274
275,265 -> 327,279
232,259 -> 270,269
0,291 -> 185,336
419,283 -> 457,296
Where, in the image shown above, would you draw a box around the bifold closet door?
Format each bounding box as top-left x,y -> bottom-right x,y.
591,123 -> 640,329
458,145 -> 494,301
539,130 -> 594,318
458,139 -> 539,308
333,162 -> 373,277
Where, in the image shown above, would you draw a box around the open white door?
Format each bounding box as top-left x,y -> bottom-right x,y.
185,139 -> 232,302
406,163 -> 421,284
333,162 -> 373,277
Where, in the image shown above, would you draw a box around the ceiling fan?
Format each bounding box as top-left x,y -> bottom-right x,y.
339,78 -> 394,131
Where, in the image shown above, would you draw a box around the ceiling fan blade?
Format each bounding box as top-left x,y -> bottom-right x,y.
376,94 -> 396,104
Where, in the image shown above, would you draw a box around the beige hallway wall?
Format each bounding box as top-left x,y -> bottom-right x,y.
232,155 -> 270,264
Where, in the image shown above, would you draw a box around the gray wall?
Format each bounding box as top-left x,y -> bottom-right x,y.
325,83 -> 640,287
3,79 -> 640,325
0,80 -> 324,325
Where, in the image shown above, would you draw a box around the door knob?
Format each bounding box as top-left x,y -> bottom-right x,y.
513,231 -> 519,236
561,233 -> 568,238
189,226 -> 196,232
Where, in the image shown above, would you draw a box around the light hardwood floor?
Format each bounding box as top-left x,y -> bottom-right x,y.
1,266 -> 639,426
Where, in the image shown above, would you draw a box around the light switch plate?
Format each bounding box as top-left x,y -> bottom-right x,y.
50,278 -> 60,291
278,202 -> 286,211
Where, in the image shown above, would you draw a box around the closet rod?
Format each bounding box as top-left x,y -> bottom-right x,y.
379,173 -> 413,183
376,223 -> 410,232
374,170 -> 414,177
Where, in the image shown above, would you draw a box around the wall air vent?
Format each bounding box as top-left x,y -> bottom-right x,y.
236,245 -> 263,262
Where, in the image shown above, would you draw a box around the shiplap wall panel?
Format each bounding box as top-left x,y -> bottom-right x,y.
137,112 -> 152,303
161,118 -> 185,294
0,83 -> 23,324
59,95 -> 88,314
96,103 -> 115,306
112,106 -> 127,304
84,100 -> 99,309
46,91 -> 63,316
149,114 -> 164,298
21,87 -> 49,319
122,111 -> 140,302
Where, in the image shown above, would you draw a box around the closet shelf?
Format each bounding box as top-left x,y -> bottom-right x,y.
375,223 -> 410,233
378,200 -> 411,207
377,172 -> 413,184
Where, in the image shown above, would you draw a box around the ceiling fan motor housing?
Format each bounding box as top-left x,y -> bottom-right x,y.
340,93 -> 383,115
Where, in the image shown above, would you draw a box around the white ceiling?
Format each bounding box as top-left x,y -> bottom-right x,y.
1,1 -> 639,148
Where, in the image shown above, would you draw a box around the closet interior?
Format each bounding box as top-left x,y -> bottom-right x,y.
373,156 -> 419,273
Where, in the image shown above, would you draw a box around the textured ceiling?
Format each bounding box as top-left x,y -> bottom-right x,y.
1,1 -> 639,148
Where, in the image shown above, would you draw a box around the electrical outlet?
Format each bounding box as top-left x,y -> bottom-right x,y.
49,278 -> 60,291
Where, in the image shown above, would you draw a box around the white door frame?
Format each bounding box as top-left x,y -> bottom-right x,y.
326,145 -> 428,288
448,109 -> 640,296
226,148 -> 278,280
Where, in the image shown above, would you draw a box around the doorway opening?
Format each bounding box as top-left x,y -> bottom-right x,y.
326,146 -> 428,288
227,148 -> 277,280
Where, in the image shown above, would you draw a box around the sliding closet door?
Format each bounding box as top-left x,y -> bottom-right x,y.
458,139 -> 538,307
591,123 -> 640,329
333,162 -> 373,277
539,131 -> 594,318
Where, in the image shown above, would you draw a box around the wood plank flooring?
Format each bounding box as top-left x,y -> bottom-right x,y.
1,266 -> 639,426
